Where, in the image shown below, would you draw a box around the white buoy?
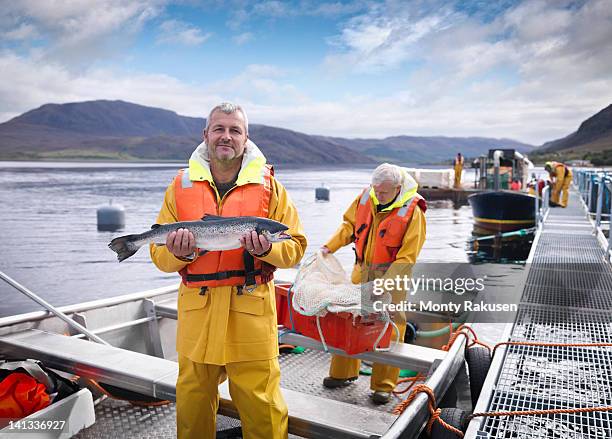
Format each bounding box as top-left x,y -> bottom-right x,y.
315,183 -> 330,201
97,199 -> 125,231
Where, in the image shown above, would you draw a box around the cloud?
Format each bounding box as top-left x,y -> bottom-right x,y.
318,0 -> 612,143
233,32 -> 254,45
157,19 -> 212,46
0,0 -> 164,65
3,23 -> 37,40
0,0 -> 610,145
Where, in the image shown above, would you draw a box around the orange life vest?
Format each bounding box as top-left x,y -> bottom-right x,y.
174,165 -> 276,290
354,189 -> 427,267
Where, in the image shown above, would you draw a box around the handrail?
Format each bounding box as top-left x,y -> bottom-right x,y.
573,169 -> 612,262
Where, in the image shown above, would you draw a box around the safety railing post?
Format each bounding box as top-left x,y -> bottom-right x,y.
606,177 -> 612,262
535,190 -> 540,227
596,175 -> 604,228
587,176 -> 592,210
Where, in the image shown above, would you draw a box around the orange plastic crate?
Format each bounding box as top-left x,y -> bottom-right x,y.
275,283 -> 392,355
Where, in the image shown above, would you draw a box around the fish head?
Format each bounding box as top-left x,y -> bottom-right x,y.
257,219 -> 292,243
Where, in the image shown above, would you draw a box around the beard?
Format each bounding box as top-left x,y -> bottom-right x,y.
207,140 -> 243,163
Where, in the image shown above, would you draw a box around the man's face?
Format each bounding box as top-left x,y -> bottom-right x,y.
204,110 -> 248,162
372,181 -> 401,205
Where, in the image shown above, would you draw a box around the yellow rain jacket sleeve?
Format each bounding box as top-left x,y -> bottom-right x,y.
150,177 -> 307,365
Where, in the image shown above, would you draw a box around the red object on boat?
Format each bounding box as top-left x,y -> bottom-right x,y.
0,372 -> 50,419
275,283 -> 393,355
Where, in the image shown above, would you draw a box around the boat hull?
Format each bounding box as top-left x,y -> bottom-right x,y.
468,190 -> 536,232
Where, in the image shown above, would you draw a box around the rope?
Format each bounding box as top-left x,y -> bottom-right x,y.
392,373 -> 424,395
392,384 -> 464,437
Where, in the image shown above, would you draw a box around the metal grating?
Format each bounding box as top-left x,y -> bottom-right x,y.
512,304 -> 612,343
521,283 -> 612,310
477,190 -> 612,439
75,398 -> 246,439
279,348 -> 408,413
525,266 -> 612,292
480,344 -> 612,439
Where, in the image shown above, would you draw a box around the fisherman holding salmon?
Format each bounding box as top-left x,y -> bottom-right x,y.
140,103 -> 306,438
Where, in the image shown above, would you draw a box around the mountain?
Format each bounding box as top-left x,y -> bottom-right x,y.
536,104 -> 612,163
0,100 -> 533,164
316,135 -> 532,164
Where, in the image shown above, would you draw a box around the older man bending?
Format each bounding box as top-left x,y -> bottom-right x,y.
321,163 -> 427,404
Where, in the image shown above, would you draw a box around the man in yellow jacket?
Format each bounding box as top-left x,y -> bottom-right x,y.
453,153 -> 464,188
321,163 -> 426,404
545,161 -> 572,207
151,102 -> 307,439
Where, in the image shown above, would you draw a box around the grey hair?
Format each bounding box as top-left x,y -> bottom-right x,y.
205,102 -> 249,134
371,163 -> 404,186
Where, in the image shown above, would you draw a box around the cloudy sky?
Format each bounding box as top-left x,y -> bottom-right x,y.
1,0 -> 611,144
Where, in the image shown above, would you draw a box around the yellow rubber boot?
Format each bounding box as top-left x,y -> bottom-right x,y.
329,354 -> 361,380
371,323 -> 406,392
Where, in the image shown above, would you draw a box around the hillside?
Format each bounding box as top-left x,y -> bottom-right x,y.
540,104 -> 612,152
0,100 -> 372,165
535,104 -> 612,164
317,135 -> 532,164
0,100 -> 533,164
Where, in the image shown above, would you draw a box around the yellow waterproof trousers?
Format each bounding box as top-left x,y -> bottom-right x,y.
453,165 -> 463,188
328,323 -> 406,392
551,175 -> 571,207
176,355 -> 288,439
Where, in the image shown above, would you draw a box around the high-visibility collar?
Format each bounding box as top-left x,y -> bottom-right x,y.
368,168 -> 419,212
187,139 -> 268,186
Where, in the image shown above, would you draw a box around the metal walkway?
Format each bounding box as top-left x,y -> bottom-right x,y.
466,189 -> 612,438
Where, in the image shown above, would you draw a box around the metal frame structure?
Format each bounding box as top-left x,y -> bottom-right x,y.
464,177 -> 612,439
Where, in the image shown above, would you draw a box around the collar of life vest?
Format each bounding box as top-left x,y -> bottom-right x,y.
369,168 -> 419,212
187,139 -> 268,186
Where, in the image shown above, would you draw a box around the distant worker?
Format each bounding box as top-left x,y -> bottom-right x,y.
510,178 -> 522,191
544,161 -> 572,207
320,163 -> 426,404
453,153 -> 464,188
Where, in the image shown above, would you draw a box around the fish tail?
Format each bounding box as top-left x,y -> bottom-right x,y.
108,234 -> 142,262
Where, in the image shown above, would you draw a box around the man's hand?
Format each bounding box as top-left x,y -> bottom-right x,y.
240,230 -> 271,256
166,228 -> 196,258
320,245 -> 331,255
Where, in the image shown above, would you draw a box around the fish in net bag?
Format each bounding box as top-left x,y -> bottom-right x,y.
291,251 -> 400,351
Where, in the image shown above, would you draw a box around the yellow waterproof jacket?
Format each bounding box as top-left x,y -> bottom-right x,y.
551,162 -> 572,182
150,141 -> 307,365
325,171 -> 426,285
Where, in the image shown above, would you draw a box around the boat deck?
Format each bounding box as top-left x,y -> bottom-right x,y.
466,189 -> 612,438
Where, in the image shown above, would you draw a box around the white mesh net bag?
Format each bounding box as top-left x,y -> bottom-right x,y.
291,251 -> 397,351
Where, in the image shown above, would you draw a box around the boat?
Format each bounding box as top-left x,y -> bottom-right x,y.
468,149 -> 537,232
0,274 -> 476,439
